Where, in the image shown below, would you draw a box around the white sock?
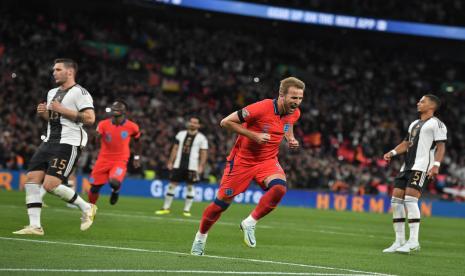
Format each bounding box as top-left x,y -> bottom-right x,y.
39,186 -> 47,200
184,185 -> 195,212
195,231 -> 208,242
391,197 -> 406,244
67,180 -> 76,190
51,185 -> 90,211
404,195 -> 421,244
243,214 -> 257,226
25,183 -> 42,228
72,196 -> 91,212
162,183 -> 176,210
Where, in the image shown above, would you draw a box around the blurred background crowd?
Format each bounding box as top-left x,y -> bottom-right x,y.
1,0 -> 464,201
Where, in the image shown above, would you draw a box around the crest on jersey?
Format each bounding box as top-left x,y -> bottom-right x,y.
115,167 -> 123,176
411,125 -> 420,138
284,123 -> 290,132
263,124 -> 270,133
224,188 -> 234,197
121,131 -> 129,139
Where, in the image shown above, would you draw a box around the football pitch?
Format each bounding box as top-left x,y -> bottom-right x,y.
0,191 -> 464,275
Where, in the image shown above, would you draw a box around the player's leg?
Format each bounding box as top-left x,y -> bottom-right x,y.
44,144 -> 97,231
13,170 -> 46,235
108,162 -> 127,205
239,160 -> 287,248
183,184 -> 195,217
191,196 -> 232,255
88,159 -> 110,204
396,171 -> 425,253
39,184 -> 49,208
88,184 -> 104,204
191,160 -> 252,255
156,169 -> 182,214
183,171 -> 199,216
13,144 -> 48,235
65,169 -> 78,209
109,179 -> 122,205
383,186 -> 406,253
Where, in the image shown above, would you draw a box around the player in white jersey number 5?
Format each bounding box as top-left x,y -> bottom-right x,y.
13,59 -> 98,236
382,94 -> 447,254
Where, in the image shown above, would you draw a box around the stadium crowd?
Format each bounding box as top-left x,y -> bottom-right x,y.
1,4 -> 465,201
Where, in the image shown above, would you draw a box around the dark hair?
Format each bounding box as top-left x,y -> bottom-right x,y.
54,58 -> 78,74
113,98 -> 129,110
189,116 -> 200,123
424,94 -> 441,110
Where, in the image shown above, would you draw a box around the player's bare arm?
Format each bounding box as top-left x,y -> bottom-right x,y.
284,124 -> 299,149
37,102 -> 49,120
167,144 -> 179,170
383,140 -> 410,161
48,100 -> 95,126
220,111 -> 270,144
198,149 -> 208,174
428,141 -> 445,179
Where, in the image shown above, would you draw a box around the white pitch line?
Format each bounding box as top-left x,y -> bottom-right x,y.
0,268 -> 374,275
0,237 -> 395,276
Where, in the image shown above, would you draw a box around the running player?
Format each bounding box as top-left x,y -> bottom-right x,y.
88,100 -> 141,205
191,77 -> 305,255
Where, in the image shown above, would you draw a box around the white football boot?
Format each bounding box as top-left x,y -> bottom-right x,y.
240,221 -> 256,248
396,241 -> 420,253
382,241 -> 404,253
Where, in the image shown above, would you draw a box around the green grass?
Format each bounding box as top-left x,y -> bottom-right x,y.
0,190 -> 464,276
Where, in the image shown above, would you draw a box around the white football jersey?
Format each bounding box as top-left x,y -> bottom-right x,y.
173,130 -> 208,171
401,117 -> 447,172
43,84 -> 94,147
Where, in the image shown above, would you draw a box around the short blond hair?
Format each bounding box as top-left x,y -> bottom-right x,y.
279,77 -> 305,95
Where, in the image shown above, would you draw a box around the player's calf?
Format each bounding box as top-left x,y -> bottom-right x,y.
88,184 -> 102,204
251,179 -> 287,220
191,198 -> 230,255
109,179 -> 122,205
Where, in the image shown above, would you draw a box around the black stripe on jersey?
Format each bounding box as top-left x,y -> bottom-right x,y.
404,120 -> 425,171
76,84 -> 90,95
433,117 -> 445,129
48,90 -> 69,143
79,127 -> 83,147
79,107 -> 94,112
179,133 -> 197,170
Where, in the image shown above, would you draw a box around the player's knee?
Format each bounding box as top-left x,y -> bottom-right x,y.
90,185 -> 102,194
43,181 -> 60,192
109,179 -> 121,190
391,197 -> 404,204
267,179 -> 287,196
214,197 -> 231,210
